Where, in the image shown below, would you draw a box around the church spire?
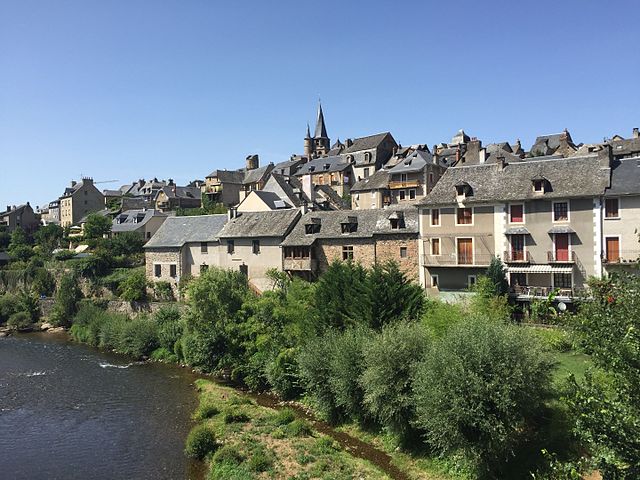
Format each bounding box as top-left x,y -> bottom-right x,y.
306,123 -> 311,139
314,100 -> 328,139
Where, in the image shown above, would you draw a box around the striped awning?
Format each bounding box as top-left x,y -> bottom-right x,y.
508,265 -> 573,274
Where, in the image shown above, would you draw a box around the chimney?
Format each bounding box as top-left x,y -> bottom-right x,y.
344,138 -> 353,148
6,205 -> 10,212
70,180 -> 77,187
302,173 -> 315,204
228,206 -> 238,220
496,155 -> 507,169
598,144 -> 612,168
455,146 -> 461,163
633,127 -> 639,138
246,154 -> 259,171
168,178 -> 175,186
466,139 -> 482,163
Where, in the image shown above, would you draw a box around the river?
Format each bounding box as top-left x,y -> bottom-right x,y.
0,332 -> 204,480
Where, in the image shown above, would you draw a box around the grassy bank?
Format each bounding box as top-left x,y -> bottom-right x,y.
188,379 -> 391,479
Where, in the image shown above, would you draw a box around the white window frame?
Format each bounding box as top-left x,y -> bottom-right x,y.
552,200 -> 570,223
430,208 -> 441,227
430,237 -> 441,256
409,189 -> 416,200
456,237 -> 474,265
399,190 -> 406,201
430,274 -> 439,288
467,275 -> 477,288
455,207 -> 474,226
604,197 -> 620,220
509,203 -> 525,224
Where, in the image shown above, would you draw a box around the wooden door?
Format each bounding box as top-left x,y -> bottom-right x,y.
555,234 -> 569,261
511,235 -> 525,261
606,237 -> 620,263
457,238 -> 473,265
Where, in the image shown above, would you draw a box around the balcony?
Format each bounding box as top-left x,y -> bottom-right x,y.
284,257 -> 318,271
510,285 -> 578,300
547,251 -> 576,263
421,253 -> 493,267
603,250 -> 640,264
503,251 -> 532,263
388,180 -> 421,189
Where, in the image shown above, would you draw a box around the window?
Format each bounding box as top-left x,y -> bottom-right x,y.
400,247 -> 407,258
510,204 -> 524,223
227,240 -> 235,254
154,264 -> 161,277
399,190 -> 406,201
84,200 -> 87,205
169,264 -> 177,278
553,202 -> 569,222
456,207 -> 473,225
510,234 -> 525,261
284,246 -> 309,259
400,173 -> 408,182
553,273 -> 572,289
342,245 -> 354,261
429,173 -> 434,185
200,264 -> 208,273
341,222 -> 357,233
305,223 -> 320,234
252,239 -> 260,254
201,242 -> 208,253
431,275 -> 439,288
363,168 -> 370,178
468,275 -> 477,288
511,273 -> 526,287
605,198 -> 619,218
431,209 -> 440,226
390,218 -> 405,229
431,238 -> 440,255
533,179 -> 545,192
146,232 -> 151,239
84,190 -> 88,195
409,189 -> 416,200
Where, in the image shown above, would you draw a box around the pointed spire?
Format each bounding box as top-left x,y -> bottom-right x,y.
306,123 -> 311,139
314,100 -> 328,139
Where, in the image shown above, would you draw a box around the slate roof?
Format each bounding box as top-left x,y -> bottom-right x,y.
351,169 -> 390,192
111,209 -> 167,233
263,173 -> 307,207
144,215 -> 228,248
103,189 -> 123,197
206,169 -> 245,184
418,154 -> 611,206
243,164 -> 274,185
61,180 -> 89,198
158,185 -> 201,199
0,204 -> 31,219
281,208 -> 418,247
295,156 -> 351,175
218,209 -> 300,238
606,157 -> 640,196
78,209 -> 111,225
388,150 -> 431,175
314,185 -> 349,210
609,137 -> 640,157
246,190 -> 294,210
343,132 -> 392,153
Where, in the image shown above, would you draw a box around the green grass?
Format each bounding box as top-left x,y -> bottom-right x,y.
553,350 -> 592,383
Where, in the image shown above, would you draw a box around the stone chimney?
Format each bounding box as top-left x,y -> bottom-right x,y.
633,127 -> 639,138
168,178 -> 175,186
70,180 -> 77,188
496,155 -> 507,169
246,154 -> 259,171
228,206 -> 238,220
344,138 -> 353,148
466,138 -> 482,164
598,144 -> 612,168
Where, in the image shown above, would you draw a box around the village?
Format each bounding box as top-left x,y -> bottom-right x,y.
3,104 -> 640,306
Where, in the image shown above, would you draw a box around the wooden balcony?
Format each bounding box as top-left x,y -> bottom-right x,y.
421,253 -> 493,267
388,180 -> 421,189
503,250 -> 532,263
284,258 -> 318,271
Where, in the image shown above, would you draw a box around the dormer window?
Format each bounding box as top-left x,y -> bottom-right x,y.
347,155 -> 355,164
455,181 -> 473,198
309,166 -> 316,172
323,163 -> 330,170
389,211 -> 405,229
305,218 -> 321,235
341,216 -> 358,234
531,175 -> 549,193
364,152 -> 372,163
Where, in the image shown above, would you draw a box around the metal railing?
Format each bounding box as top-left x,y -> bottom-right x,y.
547,251 -> 576,263
421,253 -> 493,266
602,250 -> 640,264
510,285 -> 575,298
503,250 -> 532,263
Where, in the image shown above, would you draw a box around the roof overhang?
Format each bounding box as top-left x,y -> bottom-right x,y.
508,265 -> 573,273
548,226 -> 576,234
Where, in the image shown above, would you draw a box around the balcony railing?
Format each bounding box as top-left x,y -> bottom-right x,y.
547,251 -> 576,263
510,285 -> 576,299
422,253 -> 493,267
284,258 -> 318,271
388,180 -> 420,189
503,251 -> 532,263
602,250 -> 640,264
204,185 -> 222,194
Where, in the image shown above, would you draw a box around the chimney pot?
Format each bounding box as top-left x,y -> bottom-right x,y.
633,127 -> 639,138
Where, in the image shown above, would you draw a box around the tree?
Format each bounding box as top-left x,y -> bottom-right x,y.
118,269 -> 148,302
566,274 -> 640,478
83,213 -> 112,239
50,273 -> 82,327
106,232 -> 145,256
485,256 -> 509,296
34,224 -> 63,254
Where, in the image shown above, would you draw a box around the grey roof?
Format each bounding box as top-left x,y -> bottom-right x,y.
281,208 -> 418,247
295,156 -> 351,175
103,189 -> 123,197
351,169 -> 390,192
78,209 -> 111,225
548,226 -> 576,234
218,209 -> 300,238
606,157 -> 640,196
505,226 -> 530,235
532,133 -> 564,152
314,103 -> 328,139
0,204 -> 31,219
112,209 -> 167,233
243,164 -> 274,185
272,159 -> 303,176
159,185 -> 201,199
388,150 -> 431,175
609,137 -> 640,157
314,184 -> 349,210
144,215 -> 228,248
343,132 -> 393,153
206,169 -> 245,184
263,173 -> 307,207
418,154 -> 610,206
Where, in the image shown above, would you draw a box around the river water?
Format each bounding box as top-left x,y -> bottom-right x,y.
0,332 -> 203,480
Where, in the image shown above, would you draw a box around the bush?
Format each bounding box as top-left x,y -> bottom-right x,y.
193,402 -> 220,420
0,293 -> 20,325
271,408 -> 296,426
31,269 -> 55,297
222,408 -> 250,424
265,347 -> 301,400
360,320 -> 429,441
184,424 -> 217,460
50,273 -> 82,327
54,250 -> 76,261
154,306 -> 183,351
150,347 -> 178,363
421,300 -> 464,338
298,335 -> 339,421
153,281 -> 174,301
413,318 -> 553,471
531,327 -> 573,353
118,269 -> 147,302
247,446 -> 274,472
283,419 -> 312,437
98,314 -> 129,350
117,317 -> 159,358
212,444 -> 244,466
7,311 -> 32,330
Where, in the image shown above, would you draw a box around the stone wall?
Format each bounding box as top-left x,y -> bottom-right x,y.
145,249 -> 182,287
375,235 -> 420,282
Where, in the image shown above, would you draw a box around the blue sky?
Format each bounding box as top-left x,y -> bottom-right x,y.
1,0 -> 639,209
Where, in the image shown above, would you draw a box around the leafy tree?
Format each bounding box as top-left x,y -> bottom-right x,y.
566,274 -> 640,478
485,256 -> 509,296
106,232 -> 145,256
8,244 -> 34,262
413,318 -> 553,472
118,269 -> 148,302
50,273 -> 82,327
83,213 -> 112,239
31,269 -> 56,297
34,224 -> 63,254
8,227 -> 28,249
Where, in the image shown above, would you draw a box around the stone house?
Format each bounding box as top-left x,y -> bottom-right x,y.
295,156 -> 353,198
0,203 -> 40,234
386,149 -> 446,204
202,169 -> 244,207
351,170 -> 391,210
417,147 -> 613,304
143,215 -> 228,289
59,177 -> 105,227
606,127 -> 640,160
111,209 -> 168,241
154,182 -> 202,212
281,208 -> 419,282
217,209 -> 301,292
340,132 -> 397,182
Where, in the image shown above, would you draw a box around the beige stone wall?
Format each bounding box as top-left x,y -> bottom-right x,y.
375,235 -> 419,282
603,195 -> 640,266
145,249 -> 182,287
217,237 -> 283,292
237,192 -> 271,212
351,190 -> 384,210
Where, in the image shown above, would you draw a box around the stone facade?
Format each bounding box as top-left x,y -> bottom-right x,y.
145,249 -> 182,288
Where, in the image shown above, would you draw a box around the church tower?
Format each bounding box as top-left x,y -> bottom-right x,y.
313,101 -> 330,157
304,123 -> 314,158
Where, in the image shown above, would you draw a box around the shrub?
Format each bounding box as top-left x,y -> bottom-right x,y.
247,446 -> 274,472
360,320 -> 429,441
421,300 -> 464,338
98,314 -> 128,351
16,290 -> 40,322
193,402 -> 220,420
154,306 -> 183,351
50,273 -> 82,327
117,317 -> 159,358
271,408 -> 296,426
212,444 -> 244,466
54,250 -> 76,261
265,347 -> 301,400
153,281 -> 174,301
7,311 -> 31,330
413,318 -> 553,471
283,419 -> 312,437
222,408 -> 250,424
118,269 -> 147,302
484,256 -> 509,296
298,336 -> 339,421
184,424 -> 217,460
0,293 -> 20,325
150,347 -> 178,363
31,269 -> 55,297
531,327 -> 573,353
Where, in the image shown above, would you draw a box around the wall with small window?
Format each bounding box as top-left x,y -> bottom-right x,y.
603,195 -> 640,267
144,249 -> 182,288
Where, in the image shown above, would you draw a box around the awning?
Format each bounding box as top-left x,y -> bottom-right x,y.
505,227 -> 530,235
508,265 -> 573,274
548,226 -> 575,234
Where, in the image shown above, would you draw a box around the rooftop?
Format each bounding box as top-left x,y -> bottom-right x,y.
144,214 -> 228,248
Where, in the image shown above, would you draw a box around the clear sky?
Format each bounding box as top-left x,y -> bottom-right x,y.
1,0 -> 639,210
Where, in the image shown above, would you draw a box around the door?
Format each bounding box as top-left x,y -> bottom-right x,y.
555,234 -> 569,261
510,235 -> 525,261
606,237 -> 620,263
239,264 -> 248,277
457,238 -> 473,265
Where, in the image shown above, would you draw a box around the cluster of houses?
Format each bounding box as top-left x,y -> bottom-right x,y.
3,102 -> 640,304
